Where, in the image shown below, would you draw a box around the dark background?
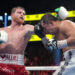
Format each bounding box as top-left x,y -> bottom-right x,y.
0,0 -> 75,15
0,0 -> 75,27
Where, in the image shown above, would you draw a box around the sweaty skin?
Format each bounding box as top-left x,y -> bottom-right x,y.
42,20 -> 75,53
0,25 -> 34,54
0,8 -> 34,55
57,20 -> 75,52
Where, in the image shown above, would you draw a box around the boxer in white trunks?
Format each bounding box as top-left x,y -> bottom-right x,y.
34,8 -> 75,75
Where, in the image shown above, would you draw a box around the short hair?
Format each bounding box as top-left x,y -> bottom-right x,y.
40,13 -> 58,24
11,6 -> 25,14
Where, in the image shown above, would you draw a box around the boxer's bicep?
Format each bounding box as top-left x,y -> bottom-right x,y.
24,24 -> 35,34
24,31 -> 32,38
28,25 -> 35,34
24,25 -> 35,38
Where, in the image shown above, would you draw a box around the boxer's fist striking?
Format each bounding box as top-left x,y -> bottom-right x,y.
34,23 -> 45,38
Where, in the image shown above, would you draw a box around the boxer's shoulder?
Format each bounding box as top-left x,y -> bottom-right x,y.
0,27 -> 12,33
24,24 -> 34,28
62,20 -> 74,25
59,20 -> 75,35
60,20 -> 73,28
24,24 -> 34,32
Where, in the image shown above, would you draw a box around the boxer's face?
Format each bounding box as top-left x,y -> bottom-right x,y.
42,21 -> 56,34
11,8 -> 25,24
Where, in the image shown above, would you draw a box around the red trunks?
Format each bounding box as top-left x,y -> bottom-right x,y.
0,63 -> 28,75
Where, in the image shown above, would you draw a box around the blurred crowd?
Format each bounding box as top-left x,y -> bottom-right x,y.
24,41 -> 62,75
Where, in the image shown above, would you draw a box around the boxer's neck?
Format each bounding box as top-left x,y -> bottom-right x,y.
10,21 -> 23,28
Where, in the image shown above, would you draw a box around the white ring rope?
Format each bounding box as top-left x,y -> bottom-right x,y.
26,66 -> 59,71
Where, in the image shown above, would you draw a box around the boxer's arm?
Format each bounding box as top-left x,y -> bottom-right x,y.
59,20 -> 75,47
34,24 -> 68,51
24,24 -> 34,33
65,35 -> 75,47
34,23 -> 49,48
34,23 -> 63,52
24,24 -> 35,38
47,39 -> 68,50
47,36 -> 75,50
34,22 -> 62,50
34,23 -> 45,38
47,21 -> 75,50
45,22 -> 73,50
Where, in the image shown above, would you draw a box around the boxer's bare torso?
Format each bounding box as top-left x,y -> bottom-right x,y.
56,20 -> 75,52
0,25 -> 34,54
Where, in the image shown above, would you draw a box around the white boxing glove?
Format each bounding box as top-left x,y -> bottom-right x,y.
0,30 -> 8,44
55,6 -> 69,20
58,6 -> 69,19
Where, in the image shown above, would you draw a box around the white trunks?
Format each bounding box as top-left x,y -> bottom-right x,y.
0,54 -> 24,65
53,49 -> 75,75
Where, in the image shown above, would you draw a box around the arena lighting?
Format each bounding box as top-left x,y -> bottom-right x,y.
7,10 -> 75,21
8,16 -> 12,20
29,34 -> 54,42
4,13 -> 7,27
2,10 -> 75,41
25,10 -> 75,21
26,10 -> 75,41
0,16 -> 3,21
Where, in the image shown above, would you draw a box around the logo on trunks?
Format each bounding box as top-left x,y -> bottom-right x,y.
0,54 -> 18,61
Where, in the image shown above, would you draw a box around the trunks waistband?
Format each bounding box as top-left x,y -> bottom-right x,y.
0,54 -> 24,65
63,49 -> 75,61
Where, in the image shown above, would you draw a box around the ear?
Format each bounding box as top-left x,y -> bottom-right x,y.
41,21 -> 45,26
11,13 -> 14,19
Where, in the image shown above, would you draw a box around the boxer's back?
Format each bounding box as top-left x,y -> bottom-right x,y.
57,20 -> 75,52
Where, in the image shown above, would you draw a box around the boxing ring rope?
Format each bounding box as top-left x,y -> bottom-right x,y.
26,66 -> 59,71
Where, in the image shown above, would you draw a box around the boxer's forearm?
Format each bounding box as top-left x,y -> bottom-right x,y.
41,37 -> 68,49
43,37 -> 75,50
66,36 -> 75,47
57,37 -> 75,49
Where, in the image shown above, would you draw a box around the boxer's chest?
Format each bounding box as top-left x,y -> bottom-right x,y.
5,28 -> 29,46
8,30 -> 24,41
4,27 -> 31,47
0,28 -> 29,54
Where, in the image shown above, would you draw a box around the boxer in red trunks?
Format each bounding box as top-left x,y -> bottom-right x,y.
0,6 -> 34,75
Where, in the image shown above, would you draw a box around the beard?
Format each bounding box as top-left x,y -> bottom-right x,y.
14,16 -> 24,24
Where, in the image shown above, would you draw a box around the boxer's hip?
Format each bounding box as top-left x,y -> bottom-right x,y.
0,54 -> 24,65
63,49 -> 75,64
53,49 -> 75,75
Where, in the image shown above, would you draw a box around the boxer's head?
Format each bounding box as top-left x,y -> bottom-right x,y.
41,13 -> 58,34
11,6 -> 26,24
